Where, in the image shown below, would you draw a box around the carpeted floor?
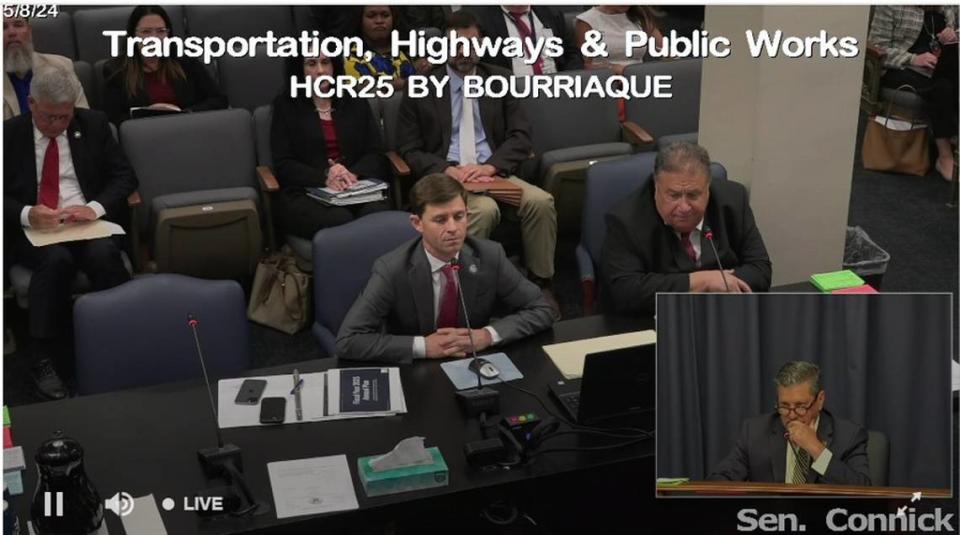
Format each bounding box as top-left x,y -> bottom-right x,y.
3,113 -> 957,406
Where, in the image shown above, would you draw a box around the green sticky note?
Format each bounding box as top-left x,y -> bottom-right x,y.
809,270 -> 865,292
3,406 -> 9,426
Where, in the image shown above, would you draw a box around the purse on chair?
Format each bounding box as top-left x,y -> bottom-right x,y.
862,85 -> 931,177
247,246 -> 311,334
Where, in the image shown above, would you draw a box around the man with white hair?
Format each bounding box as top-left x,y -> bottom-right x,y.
4,66 -> 136,400
3,16 -> 88,119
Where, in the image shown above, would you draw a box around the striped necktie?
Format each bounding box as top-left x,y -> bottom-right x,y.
792,448 -> 811,484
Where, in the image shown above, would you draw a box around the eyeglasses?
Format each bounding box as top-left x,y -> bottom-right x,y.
775,398 -> 817,416
135,27 -> 169,37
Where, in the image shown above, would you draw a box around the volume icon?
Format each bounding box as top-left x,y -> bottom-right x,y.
104,492 -> 135,517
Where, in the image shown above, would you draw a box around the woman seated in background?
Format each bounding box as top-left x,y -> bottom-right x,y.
344,5 -> 428,91
869,5 -> 958,180
271,53 -> 390,240
102,5 -> 227,126
575,5 -> 664,74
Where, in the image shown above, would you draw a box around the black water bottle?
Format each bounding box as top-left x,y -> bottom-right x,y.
30,431 -> 103,535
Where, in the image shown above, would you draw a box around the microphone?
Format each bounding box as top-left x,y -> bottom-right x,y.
187,313 -> 266,517
187,313 -> 225,448
449,260 -> 500,418
702,224 -> 730,293
450,260 -> 482,390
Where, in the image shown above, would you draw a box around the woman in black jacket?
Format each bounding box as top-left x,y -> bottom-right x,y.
271,52 -> 390,240
101,5 -> 227,126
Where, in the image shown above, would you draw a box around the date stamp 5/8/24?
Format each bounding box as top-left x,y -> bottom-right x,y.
3,4 -> 60,19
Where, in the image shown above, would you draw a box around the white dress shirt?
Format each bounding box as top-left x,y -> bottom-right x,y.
784,416 -> 834,482
500,7 -> 558,75
21,125 -> 105,227
412,247 -> 502,358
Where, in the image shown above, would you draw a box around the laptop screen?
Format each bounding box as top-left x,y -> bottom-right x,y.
578,344 -> 656,424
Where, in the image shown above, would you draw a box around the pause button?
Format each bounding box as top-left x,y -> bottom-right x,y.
43,492 -> 64,517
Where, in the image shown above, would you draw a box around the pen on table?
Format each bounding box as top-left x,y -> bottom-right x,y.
291,369 -> 303,421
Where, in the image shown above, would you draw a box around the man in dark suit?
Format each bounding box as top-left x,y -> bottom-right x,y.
4,66 -> 137,399
600,141 -> 771,315
337,174 -> 554,363
398,10 -> 560,318
708,361 -> 871,486
466,5 -> 582,73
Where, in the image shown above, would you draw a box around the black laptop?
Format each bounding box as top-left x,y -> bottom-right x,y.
549,344 -> 655,427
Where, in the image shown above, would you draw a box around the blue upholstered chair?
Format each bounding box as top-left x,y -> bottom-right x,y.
311,211 -> 418,357
74,274 -> 251,395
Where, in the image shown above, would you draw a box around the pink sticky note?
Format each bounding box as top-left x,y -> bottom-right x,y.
831,284 -> 879,294
3,426 -> 12,448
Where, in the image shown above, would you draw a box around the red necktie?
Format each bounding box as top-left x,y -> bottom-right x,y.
509,12 -> 544,75
39,137 -> 60,209
680,232 -> 698,265
436,264 -> 459,329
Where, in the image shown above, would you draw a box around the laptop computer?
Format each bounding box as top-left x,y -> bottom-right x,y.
548,344 -> 655,427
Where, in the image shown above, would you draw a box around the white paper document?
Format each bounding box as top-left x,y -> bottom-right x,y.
218,369 -> 407,429
24,220 -> 125,247
542,330 -> 657,379
121,494 -> 168,535
3,446 -> 25,471
952,359 -> 959,393
267,455 -> 358,519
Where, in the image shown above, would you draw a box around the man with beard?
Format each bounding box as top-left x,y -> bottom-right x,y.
397,10 -> 561,319
337,174 -> 554,363
3,16 -> 88,119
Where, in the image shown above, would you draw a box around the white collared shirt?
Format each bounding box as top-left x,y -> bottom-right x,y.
499,7 -> 558,75
785,416 -> 833,482
412,247 -> 502,358
672,219 -> 704,266
21,125 -> 105,227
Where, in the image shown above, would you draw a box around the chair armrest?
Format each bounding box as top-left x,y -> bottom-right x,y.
126,191 -> 141,207
256,165 -> 280,193
386,151 -> 410,176
622,121 -> 655,146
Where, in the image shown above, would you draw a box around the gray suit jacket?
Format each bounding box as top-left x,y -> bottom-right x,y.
336,236 -> 554,363
707,410 -> 871,486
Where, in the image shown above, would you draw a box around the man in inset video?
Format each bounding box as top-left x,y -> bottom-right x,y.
708,361 -> 871,485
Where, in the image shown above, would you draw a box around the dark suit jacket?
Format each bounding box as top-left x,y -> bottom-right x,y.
600,178 -> 772,315
707,410 -> 872,486
270,95 -> 389,193
101,57 -> 227,126
336,236 -> 555,363
467,6 -> 583,72
397,63 -> 532,179
3,109 -> 137,229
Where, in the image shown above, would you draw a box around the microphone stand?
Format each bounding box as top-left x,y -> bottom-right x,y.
702,225 -> 730,292
448,263 -> 507,467
449,262 -> 500,417
188,314 -> 267,517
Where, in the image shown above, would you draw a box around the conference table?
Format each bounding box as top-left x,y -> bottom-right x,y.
9,315 -> 655,534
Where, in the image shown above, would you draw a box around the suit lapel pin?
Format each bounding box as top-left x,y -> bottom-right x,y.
73,131 -> 81,139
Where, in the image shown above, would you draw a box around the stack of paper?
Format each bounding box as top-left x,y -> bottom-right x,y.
3,406 -> 24,495
809,270 -> 865,293
217,368 -> 407,429
306,179 -> 388,206
326,368 -> 407,417
542,330 -> 657,380
831,284 -> 878,294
